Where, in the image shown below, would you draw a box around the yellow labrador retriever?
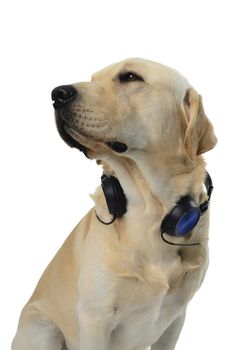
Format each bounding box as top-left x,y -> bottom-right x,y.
12,58 -> 217,350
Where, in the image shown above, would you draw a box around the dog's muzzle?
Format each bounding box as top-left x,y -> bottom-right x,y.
52,85 -> 88,155
51,85 -> 128,155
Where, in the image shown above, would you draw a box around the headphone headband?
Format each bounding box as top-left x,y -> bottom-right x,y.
95,171 -> 213,247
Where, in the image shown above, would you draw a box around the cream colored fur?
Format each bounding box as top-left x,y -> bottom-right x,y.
12,58 -> 217,350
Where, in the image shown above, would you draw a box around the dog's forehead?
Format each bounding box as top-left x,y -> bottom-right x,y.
91,58 -> 191,99
92,58 -> 156,80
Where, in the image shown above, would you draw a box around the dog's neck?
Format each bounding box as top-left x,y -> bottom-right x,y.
131,155 -> 207,210
93,153 -> 206,224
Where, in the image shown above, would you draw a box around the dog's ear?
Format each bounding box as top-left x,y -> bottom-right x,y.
183,88 -> 217,161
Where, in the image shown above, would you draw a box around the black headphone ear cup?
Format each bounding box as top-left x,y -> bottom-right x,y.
101,175 -> 127,218
161,196 -> 200,237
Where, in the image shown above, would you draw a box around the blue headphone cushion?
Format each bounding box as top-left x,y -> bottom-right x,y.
161,196 -> 201,237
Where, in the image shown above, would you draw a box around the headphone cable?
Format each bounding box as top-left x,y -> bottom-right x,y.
160,231 -> 200,247
95,211 -> 116,225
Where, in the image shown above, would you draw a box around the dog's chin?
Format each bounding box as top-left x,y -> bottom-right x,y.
55,116 -> 89,157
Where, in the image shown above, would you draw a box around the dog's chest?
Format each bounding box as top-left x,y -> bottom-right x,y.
108,256 -> 205,349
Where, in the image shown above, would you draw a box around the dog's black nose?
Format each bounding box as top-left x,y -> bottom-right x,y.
51,85 -> 77,110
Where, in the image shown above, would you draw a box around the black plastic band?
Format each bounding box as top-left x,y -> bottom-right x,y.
199,171 -> 214,214
205,171 -> 213,200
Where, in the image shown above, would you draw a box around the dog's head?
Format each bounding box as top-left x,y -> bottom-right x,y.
52,58 -> 217,165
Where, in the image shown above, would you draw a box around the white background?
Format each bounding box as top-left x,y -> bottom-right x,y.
1,0 -> 231,349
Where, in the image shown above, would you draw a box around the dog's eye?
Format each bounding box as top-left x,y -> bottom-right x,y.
119,72 -> 144,83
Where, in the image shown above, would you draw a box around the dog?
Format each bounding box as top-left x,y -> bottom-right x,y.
12,58 -> 217,350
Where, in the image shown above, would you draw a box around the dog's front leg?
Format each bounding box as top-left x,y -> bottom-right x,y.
79,316 -> 110,350
150,313 -> 186,350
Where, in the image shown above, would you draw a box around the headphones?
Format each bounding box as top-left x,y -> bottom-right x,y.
95,174 -> 127,225
96,172 -> 213,246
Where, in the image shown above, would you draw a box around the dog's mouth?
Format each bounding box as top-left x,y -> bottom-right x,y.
55,112 -> 128,157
